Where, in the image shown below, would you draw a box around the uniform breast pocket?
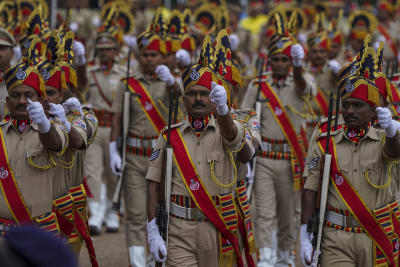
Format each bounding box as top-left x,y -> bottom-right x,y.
362,160 -> 388,188
338,161 -> 350,174
26,148 -> 55,170
207,150 -> 226,179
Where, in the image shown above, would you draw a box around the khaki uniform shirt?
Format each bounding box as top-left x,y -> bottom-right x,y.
0,120 -> 68,219
241,71 -> 315,139
304,125 -> 400,211
112,72 -> 169,137
146,116 -> 245,196
86,62 -> 126,112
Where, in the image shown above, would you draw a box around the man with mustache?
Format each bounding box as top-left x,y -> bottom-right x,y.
145,33 -> 254,266
301,44 -> 400,267
75,19 -> 127,236
240,14 -> 316,266
0,36 -> 68,236
109,10 -> 180,266
305,16 -> 341,137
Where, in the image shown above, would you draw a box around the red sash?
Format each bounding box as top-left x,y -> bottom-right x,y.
91,71 -> 112,108
164,128 -> 243,267
0,127 -> 32,223
391,83 -> 400,116
125,78 -> 166,133
259,82 -> 305,174
317,135 -> 395,267
377,25 -> 399,58
314,87 -> 329,117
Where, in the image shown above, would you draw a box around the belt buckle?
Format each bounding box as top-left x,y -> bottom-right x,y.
345,216 -> 359,228
191,208 -> 205,220
261,142 -> 272,152
283,144 -> 290,153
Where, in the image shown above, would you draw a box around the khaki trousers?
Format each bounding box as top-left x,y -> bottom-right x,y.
85,127 -> 117,202
320,227 -> 373,267
166,216 -> 219,267
253,157 -> 300,250
123,152 -> 150,247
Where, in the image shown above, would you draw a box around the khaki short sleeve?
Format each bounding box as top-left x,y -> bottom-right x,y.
145,135 -> 166,183
51,121 -> 68,153
223,120 -> 245,149
303,139 -> 322,192
112,81 -> 125,114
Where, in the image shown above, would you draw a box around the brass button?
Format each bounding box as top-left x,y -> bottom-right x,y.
197,161 -> 200,164
354,169 -> 357,172
197,141 -> 200,145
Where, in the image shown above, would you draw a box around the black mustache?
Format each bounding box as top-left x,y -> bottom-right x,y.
344,115 -> 358,120
192,102 -> 205,108
16,105 -> 27,110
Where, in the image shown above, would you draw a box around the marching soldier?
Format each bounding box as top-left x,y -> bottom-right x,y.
0,28 -> 15,120
109,9 -> 178,266
146,31 -> 255,267
241,13 -> 315,266
301,41 -> 400,267
76,9 -> 126,235
0,36 -> 68,236
37,30 -> 99,266
305,13 -> 341,137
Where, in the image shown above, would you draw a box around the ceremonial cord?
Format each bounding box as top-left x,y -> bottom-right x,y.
364,165 -> 392,189
210,148 -> 238,188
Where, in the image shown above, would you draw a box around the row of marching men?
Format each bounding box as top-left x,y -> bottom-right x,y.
1,1 -> 400,267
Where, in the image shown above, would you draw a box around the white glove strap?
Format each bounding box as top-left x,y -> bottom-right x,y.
75,54 -> 86,66
38,119 -> 51,134
292,58 -> 303,67
385,120 -> 398,138
216,104 -> 229,116
147,218 -> 161,241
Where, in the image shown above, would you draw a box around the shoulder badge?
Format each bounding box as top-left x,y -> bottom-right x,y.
161,120 -> 184,134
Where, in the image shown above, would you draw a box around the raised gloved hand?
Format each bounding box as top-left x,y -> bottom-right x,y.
300,224 -> 313,267
73,40 -> 86,66
49,103 -> 71,133
27,99 -> 51,134
109,141 -> 122,176
155,65 -> 175,86
210,82 -> 228,116
175,49 -> 191,67
147,218 -> 167,262
290,44 -> 305,67
377,107 -> 398,138
228,34 -> 240,51
328,60 -> 341,74
63,97 -> 83,117
123,35 -> 138,50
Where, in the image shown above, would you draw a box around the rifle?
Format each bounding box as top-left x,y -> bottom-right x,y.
310,92 -> 335,267
156,90 -> 178,266
246,57 -> 267,200
112,50 -> 136,210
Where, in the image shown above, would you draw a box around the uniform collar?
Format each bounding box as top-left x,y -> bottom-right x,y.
134,69 -> 160,83
1,116 -> 37,133
267,72 -> 293,88
182,114 -> 216,132
336,124 -> 381,143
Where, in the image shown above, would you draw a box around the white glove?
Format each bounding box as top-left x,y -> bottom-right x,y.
49,103 -> 71,133
155,65 -> 175,86
109,141 -> 122,176
300,224 -> 313,267
73,40 -> 86,66
210,82 -> 228,115
27,99 -> 51,134
63,97 -> 83,117
147,218 -> 167,262
13,45 -> 22,62
175,49 -> 191,67
328,60 -> 341,74
290,44 -> 305,67
377,107 -> 398,138
229,34 -> 240,51
123,35 -> 138,50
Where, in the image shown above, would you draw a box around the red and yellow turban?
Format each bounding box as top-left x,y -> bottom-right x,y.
5,36 -> 45,97
137,8 -> 167,54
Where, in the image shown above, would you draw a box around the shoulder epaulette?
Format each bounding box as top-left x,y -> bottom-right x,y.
316,116 -> 344,139
232,108 -> 257,123
160,120 -> 184,134
0,119 -> 8,126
